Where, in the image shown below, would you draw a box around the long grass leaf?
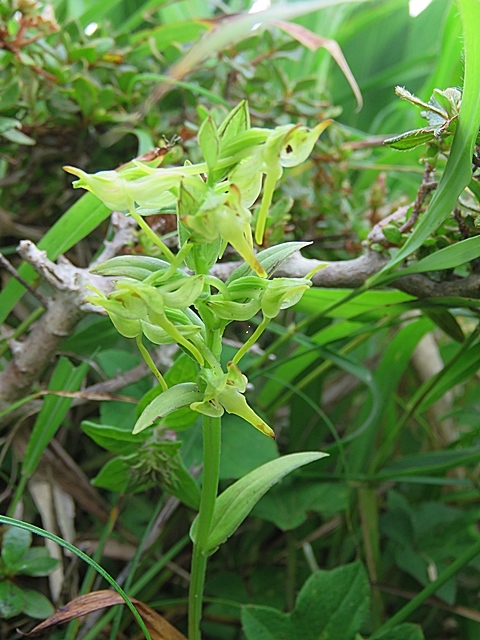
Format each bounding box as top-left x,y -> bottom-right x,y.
0,516 -> 152,640
368,0 -> 480,285
167,0 -> 370,83
21,358 -> 89,479
0,194 -> 109,324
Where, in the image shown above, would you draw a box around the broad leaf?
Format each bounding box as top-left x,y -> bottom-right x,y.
241,562 -> 369,640
374,624 -> 425,640
0,580 -> 25,618
1,527 -> 31,567
22,588 -> 55,619
82,421 -> 146,455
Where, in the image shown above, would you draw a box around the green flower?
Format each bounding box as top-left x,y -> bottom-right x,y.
86,277 -> 205,365
255,120 -> 332,244
181,184 -> 267,277
261,277 -> 312,318
64,165 -> 182,212
190,362 -> 274,438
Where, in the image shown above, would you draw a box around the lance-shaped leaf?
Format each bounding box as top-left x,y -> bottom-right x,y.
198,115 -> 220,174
383,234 -> 480,284
218,100 -> 251,150
191,452 -> 328,554
133,383 -> 203,434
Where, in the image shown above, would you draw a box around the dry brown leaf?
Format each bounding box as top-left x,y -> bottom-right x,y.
273,20 -> 362,111
22,590 -> 187,640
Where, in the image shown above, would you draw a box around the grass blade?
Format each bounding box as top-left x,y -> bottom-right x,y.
368,0 -> 480,285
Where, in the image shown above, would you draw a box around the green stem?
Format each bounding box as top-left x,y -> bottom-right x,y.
232,315 -> 270,365
130,210 -> 176,263
188,415 -> 222,640
7,475 -> 27,517
251,285 -> 368,371
371,535 -> 480,638
136,335 -> 168,391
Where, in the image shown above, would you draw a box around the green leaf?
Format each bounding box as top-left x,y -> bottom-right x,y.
0,517 -> 151,640
370,0 -> 480,284
22,358 -> 89,480
253,480 -> 348,530
162,461 -> 200,510
423,308 -> 464,343
163,354 -> 200,430
374,624 -> 425,640
198,115 -> 220,173
82,421 -> 147,455
384,128 -> 438,150
376,447 -> 480,480
2,127 -> 36,145
293,287 -> 413,319
22,588 -> 55,619
193,452 -> 327,554
72,76 -> 100,117
133,383 -> 203,434
241,562 -> 369,640
0,193 -> 110,325
0,116 -> 19,133
219,415 -> 279,480
218,100 -> 250,150
92,457 -> 130,492
0,580 -> 25,618
417,342 -> 480,412
395,235 -> 480,278
16,553 -> 60,577
1,527 -> 32,567
227,241 -> 311,283
62,318 -> 120,355
0,83 -> 20,111
242,605 -> 287,640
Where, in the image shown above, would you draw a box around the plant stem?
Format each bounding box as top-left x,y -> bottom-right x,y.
232,315 -> 270,365
136,335 -> 168,391
188,414 -> 221,640
130,210 -> 175,262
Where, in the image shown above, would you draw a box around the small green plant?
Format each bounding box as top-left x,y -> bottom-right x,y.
0,526 -> 58,620
65,100 -> 331,639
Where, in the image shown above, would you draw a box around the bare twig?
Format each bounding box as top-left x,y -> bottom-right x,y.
0,218 -> 137,407
400,163 -> 437,233
0,253 -> 49,306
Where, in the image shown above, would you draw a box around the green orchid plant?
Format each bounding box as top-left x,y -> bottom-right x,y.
65,101 -> 329,639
